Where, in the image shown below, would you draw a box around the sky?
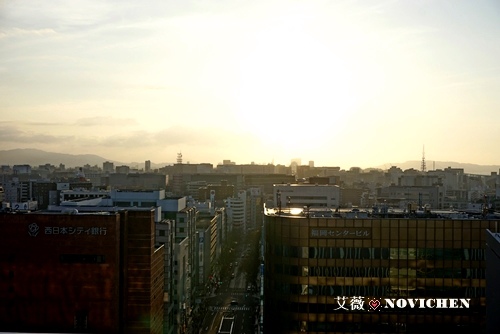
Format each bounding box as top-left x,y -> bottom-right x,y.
1,0 -> 500,169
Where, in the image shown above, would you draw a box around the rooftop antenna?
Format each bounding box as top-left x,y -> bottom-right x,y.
177,152 -> 183,164
421,145 -> 426,173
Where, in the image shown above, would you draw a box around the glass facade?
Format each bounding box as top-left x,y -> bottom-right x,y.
264,214 -> 496,333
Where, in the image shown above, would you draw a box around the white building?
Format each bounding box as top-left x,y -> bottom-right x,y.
110,189 -> 165,208
59,188 -> 109,204
273,184 -> 341,209
225,190 -> 246,230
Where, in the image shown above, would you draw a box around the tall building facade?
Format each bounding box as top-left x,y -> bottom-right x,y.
0,209 -> 164,334
156,219 -> 175,334
486,229 -> 500,333
196,212 -> 219,287
225,192 -> 246,229
175,206 -> 198,331
247,187 -> 263,230
264,207 -> 496,333
103,161 -> 115,173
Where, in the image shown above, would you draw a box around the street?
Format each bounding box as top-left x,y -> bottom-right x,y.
199,234 -> 260,334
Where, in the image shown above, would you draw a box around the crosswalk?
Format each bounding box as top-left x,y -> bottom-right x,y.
230,292 -> 247,296
210,306 -> 251,312
214,291 -> 254,298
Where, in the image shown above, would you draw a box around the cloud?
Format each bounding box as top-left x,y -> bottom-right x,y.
74,116 -> 138,127
0,27 -> 57,39
98,126 -> 239,148
0,121 -> 243,150
0,125 -> 74,144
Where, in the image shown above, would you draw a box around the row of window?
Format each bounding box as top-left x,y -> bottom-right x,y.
274,265 -> 485,279
270,283 -> 486,298
273,301 -> 476,315
266,321 -> 476,333
114,201 -> 156,207
60,254 -> 106,264
272,246 -> 485,260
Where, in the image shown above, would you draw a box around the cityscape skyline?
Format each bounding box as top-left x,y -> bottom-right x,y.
2,140 -> 500,332
3,147 -> 500,175
2,1 -> 500,168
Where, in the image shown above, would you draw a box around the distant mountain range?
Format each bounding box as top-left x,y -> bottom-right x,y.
374,161 -> 500,175
0,148 -> 499,175
0,148 -> 171,170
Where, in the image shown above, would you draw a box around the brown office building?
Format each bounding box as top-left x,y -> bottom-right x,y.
0,209 -> 164,333
264,208 -> 497,333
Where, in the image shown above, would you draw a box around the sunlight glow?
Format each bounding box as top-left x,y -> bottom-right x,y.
232,13 -> 360,153
290,208 -> 304,215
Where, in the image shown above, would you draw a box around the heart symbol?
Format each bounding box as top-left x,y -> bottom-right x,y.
369,299 -> 380,310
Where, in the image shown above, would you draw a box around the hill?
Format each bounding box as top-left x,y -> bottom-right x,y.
0,148 -> 173,169
0,148 -> 113,168
375,160 -> 500,175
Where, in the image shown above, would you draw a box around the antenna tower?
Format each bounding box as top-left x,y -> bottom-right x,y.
421,146 -> 426,172
177,152 -> 183,164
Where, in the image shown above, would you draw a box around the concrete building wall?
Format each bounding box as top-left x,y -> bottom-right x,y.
109,173 -> 166,190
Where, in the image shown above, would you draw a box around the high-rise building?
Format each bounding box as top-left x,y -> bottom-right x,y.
486,229 -> 500,333
156,219 -> 175,334
103,161 -> 115,173
0,209 -> 164,333
116,165 -> 130,174
263,206 -> 496,333
225,191 -> 246,230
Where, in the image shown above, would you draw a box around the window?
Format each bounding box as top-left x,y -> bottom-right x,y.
159,230 -> 165,236
74,310 -> 88,330
60,254 -> 105,264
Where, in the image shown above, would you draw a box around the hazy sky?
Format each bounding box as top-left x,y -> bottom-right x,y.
1,0 -> 500,168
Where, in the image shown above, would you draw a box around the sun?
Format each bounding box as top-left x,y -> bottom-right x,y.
231,24 -> 358,153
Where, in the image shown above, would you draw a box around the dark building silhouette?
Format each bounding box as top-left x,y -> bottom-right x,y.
0,209 -> 164,333
264,208 -> 495,333
486,229 -> 500,334
198,180 -> 235,206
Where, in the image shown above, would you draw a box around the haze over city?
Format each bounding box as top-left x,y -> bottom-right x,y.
1,0 -> 500,169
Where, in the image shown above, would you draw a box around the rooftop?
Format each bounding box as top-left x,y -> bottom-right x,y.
264,205 -> 500,220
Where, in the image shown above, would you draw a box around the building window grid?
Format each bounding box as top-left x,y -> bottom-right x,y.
267,218 -> 492,331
